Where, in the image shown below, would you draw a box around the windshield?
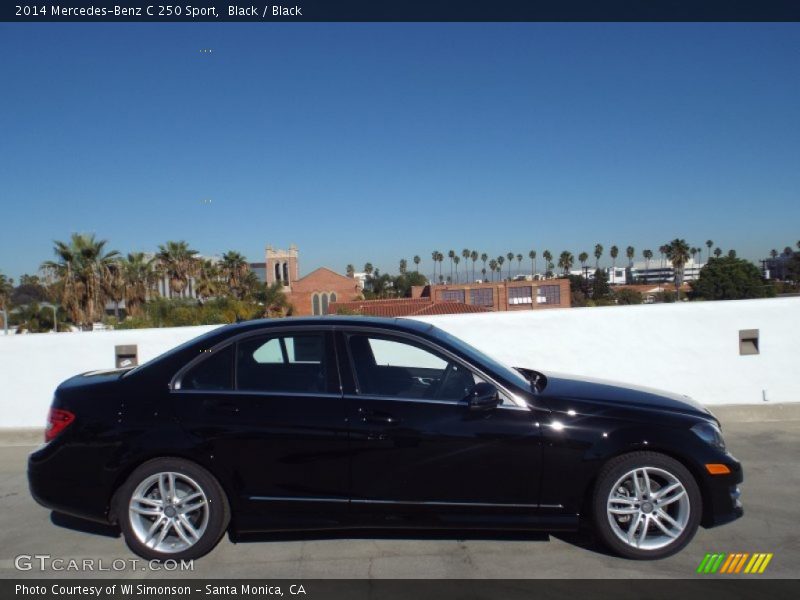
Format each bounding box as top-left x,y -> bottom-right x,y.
427,326 -> 532,391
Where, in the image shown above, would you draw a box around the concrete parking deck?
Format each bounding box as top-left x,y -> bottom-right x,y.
1,405 -> 798,579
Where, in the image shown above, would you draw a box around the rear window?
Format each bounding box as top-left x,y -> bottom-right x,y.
236,334 -> 327,394
180,345 -> 234,391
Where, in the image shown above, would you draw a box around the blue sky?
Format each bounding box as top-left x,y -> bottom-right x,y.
1,23 -> 798,280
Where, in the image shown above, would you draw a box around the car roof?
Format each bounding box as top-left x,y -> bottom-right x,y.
214,315 -> 437,336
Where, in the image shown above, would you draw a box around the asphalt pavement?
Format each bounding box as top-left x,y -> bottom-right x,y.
1,405 -> 798,579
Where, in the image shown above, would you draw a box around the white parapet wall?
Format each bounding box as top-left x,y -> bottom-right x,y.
0,297 -> 797,428
416,297 -> 799,409
0,325 -> 222,428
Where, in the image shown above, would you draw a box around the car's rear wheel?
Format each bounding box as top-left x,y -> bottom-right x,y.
118,458 -> 229,560
592,451 -> 701,559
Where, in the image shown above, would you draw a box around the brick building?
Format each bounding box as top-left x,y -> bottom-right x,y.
328,297 -> 491,317
255,244 -> 363,316
412,278 -> 571,311
291,267 -> 363,316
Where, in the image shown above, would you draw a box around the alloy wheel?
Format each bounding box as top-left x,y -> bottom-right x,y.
128,471 -> 210,554
606,466 -> 690,551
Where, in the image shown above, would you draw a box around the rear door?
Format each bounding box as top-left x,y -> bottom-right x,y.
171,328 -> 349,531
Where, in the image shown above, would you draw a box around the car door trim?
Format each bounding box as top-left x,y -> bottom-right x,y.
248,496 -> 562,509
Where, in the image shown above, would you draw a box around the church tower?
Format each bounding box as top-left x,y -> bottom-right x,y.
265,244 -> 299,288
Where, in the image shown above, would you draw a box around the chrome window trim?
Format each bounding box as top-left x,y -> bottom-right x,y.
248,496 -> 562,509
344,393 -> 529,411
172,389 -> 343,400
170,322 -> 530,410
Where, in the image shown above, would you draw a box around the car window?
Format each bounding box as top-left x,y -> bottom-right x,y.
237,334 -> 327,394
180,344 -> 234,391
348,334 -> 478,401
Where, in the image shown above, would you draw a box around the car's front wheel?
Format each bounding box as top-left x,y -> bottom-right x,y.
118,458 -> 230,561
592,451 -> 701,559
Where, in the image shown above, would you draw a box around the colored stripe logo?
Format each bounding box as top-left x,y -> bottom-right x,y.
696,552 -> 773,574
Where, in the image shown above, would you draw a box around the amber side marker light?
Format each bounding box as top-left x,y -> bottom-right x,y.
705,463 -> 731,475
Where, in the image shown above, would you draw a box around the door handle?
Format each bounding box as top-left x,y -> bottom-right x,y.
357,407 -> 398,425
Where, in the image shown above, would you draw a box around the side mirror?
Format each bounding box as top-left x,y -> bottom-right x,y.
466,382 -> 500,411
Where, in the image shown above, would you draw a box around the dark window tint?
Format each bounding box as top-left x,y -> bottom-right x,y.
181,345 -> 234,391
348,334 -> 476,401
237,334 -> 327,393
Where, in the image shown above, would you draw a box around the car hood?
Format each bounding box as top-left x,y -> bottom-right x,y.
535,372 -> 713,419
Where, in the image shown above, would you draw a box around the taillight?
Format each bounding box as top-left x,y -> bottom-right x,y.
45,408 -> 75,442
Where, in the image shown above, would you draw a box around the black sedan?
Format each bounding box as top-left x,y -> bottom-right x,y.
29,317 -> 742,561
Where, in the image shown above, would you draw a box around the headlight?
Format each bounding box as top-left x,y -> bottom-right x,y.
691,421 -> 726,450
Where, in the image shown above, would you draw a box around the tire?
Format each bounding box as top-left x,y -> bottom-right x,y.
117,457 -> 230,561
592,451 -> 702,560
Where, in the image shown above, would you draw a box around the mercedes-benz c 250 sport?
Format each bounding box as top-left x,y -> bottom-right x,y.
28,317 -> 743,561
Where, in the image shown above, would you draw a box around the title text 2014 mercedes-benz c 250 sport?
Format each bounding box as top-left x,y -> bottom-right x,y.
28,317 -> 742,561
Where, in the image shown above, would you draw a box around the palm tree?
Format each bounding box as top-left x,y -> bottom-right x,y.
578,252 -> 589,275
447,250 -> 456,282
470,250 -> 479,281
516,253 -> 523,277
103,259 -> 126,319
659,244 -> 669,270
220,250 -> 250,299
399,258 -> 408,274
120,252 -> 157,317
41,233 -> 120,329
594,244 -> 603,269
542,250 -> 553,277
665,238 -> 691,290
642,249 -> 653,282
431,251 -> 439,284
626,246 -> 635,268
263,281 -> 292,317
610,246 -> 619,272
453,256 -> 461,283
489,259 -> 498,282
363,262 -> 374,277
528,250 -> 537,278
706,240 -> 714,263
558,251 -> 574,275
481,253 -> 488,277
770,249 -> 778,259
506,252 -> 514,279
461,249 -> 470,281
436,252 -> 444,284
496,256 -> 505,280
346,264 -> 355,277
728,249 -> 737,259
155,240 -> 198,299
413,255 -> 421,273
690,247 -> 698,268
195,259 -> 222,302
714,247 -> 722,258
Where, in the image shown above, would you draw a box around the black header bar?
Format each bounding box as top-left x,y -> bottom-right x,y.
3,1 -> 800,23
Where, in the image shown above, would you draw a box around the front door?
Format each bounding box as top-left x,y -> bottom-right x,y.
338,330 -> 542,527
